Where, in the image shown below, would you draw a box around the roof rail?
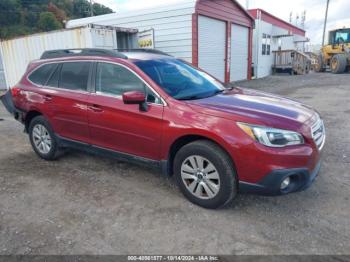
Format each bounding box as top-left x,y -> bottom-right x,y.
116,48 -> 172,56
40,48 -> 128,59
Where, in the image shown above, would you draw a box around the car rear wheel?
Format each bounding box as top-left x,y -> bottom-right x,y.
174,140 -> 237,209
29,116 -> 61,160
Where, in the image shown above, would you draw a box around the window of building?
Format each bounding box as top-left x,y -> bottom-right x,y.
28,63 -> 57,86
59,62 -> 91,91
96,62 -> 161,104
267,35 -> 271,55
262,34 -> 267,55
262,34 -> 271,56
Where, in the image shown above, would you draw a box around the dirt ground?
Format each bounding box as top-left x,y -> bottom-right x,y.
0,72 -> 349,255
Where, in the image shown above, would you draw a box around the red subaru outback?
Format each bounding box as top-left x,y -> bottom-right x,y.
1,49 -> 325,209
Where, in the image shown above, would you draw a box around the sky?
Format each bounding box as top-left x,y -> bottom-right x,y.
93,0 -> 350,45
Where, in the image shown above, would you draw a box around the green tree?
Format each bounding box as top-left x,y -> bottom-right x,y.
72,0 -> 90,18
22,9 -> 39,28
0,0 -> 21,26
0,0 -> 114,39
48,2 -> 67,24
93,3 -> 113,16
52,0 -> 74,18
38,12 -> 62,31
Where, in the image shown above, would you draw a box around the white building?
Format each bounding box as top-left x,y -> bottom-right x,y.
0,24 -> 138,89
248,9 -> 309,78
0,48 -> 6,89
66,0 -> 254,83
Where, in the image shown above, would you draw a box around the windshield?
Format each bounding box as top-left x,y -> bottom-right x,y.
134,58 -> 225,100
330,29 -> 350,44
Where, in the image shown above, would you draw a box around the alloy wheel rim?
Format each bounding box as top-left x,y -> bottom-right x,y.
181,155 -> 220,200
32,124 -> 52,154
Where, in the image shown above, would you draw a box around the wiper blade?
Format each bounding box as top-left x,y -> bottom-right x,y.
178,95 -> 202,100
178,89 -> 226,100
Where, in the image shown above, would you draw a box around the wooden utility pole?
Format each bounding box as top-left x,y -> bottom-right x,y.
90,0 -> 93,17
322,0 -> 330,46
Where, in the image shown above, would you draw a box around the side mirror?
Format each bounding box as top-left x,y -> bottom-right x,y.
122,91 -> 148,111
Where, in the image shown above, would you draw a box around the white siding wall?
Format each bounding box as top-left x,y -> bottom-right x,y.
280,36 -> 295,50
0,47 -> 7,89
253,20 -> 275,78
293,35 -> 307,52
91,27 -> 117,49
253,19 -> 304,78
0,27 -> 93,88
66,1 -> 196,63
251,20 -> 259,78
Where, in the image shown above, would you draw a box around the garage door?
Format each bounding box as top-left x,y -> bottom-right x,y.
198,16 -> 226,82
230,24 -> 249,82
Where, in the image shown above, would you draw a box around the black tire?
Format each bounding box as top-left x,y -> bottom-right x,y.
330,54 -> 347,74
174,140 -> 237,209
314,54 -> 325,72
28,115 -> 61,160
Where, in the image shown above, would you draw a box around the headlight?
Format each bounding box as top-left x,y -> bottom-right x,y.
237,122 -> 304,147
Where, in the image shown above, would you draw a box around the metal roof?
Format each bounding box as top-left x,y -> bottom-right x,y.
66,0 -> 254,29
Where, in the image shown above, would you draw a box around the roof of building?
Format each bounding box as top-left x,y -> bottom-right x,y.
67,0 -> 253,29
248,8 -> 305,36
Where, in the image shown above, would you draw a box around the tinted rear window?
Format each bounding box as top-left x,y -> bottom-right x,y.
28,64 -> 57,86
59,62 -> 91,91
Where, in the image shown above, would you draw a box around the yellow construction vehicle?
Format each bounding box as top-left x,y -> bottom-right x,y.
315,28 -> 350,73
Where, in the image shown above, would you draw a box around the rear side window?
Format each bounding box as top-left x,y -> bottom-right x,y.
28,64 -> 57,86
59,62 -> 91,91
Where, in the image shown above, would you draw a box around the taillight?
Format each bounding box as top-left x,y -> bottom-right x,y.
11,87 -> 21,97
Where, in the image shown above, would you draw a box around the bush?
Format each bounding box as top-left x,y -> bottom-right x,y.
38,12 -> 62,31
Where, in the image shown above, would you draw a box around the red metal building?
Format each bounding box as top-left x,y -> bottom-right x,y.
66,0 -> 255,83
192,0 -> 255,83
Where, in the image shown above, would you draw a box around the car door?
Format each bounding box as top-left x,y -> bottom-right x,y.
42,61 -> 92,143
88,61 -> 164,160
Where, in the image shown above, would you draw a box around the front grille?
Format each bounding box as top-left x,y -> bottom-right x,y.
311,116 -> 325,151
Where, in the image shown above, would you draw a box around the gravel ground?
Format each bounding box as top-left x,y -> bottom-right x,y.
0,72 -> 349,255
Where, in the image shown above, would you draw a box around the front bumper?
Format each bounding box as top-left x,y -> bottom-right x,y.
239,160 -> 321,195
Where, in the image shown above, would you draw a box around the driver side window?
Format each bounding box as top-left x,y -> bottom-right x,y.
96,62 -> 161,104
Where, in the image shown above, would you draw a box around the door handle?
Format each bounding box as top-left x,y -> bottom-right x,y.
43,95 -> 52,101
88,104 -> 103,113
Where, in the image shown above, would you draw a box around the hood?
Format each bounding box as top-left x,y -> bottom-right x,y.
186,87 -> 316,129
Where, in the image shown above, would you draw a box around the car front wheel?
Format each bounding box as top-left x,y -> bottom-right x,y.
174,140 -> 237,209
